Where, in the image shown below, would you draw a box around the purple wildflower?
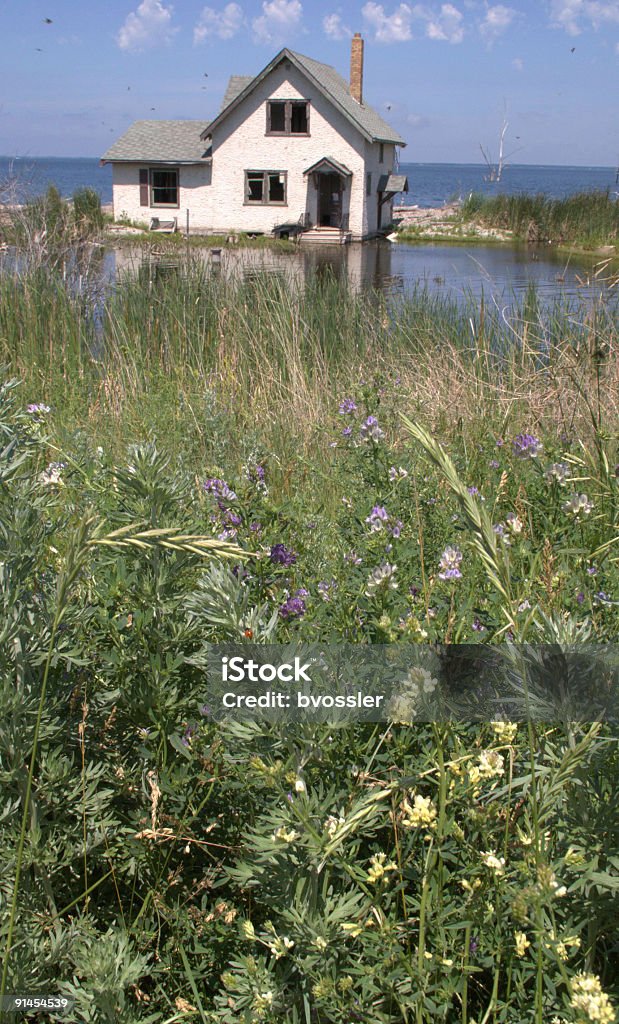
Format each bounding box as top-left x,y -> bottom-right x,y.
199,703 -> 211,717
317,579 -> 338,602
279,595 -> 306,619
360,415 -> 385,442
576,592 -> 585,605
586,565 -> 598,576
467,486 -> 480,496
270,543 -> 297,567
182,724 -> 197,747
438,546 -> 463,581
344,551 -> 362,565
203,478 -> 237,501
339,397 -> 357,414
512,433 -> 543,459
469,936 -> 479,956
342,426 -> 353,437
27,403 -> 51,415
489,459 -> 500,469
472,618 -> 486,632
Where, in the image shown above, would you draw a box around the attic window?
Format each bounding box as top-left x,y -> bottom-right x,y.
267,100 -> 309,135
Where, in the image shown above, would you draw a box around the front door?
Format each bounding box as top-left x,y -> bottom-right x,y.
318,173 -> 342,227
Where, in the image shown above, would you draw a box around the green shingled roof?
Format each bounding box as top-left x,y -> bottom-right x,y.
101,121 -> 211,164
203,49 -> 405,147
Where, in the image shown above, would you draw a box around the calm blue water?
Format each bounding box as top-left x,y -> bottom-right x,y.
0,156 -> 617,208
397,162 -> 619,208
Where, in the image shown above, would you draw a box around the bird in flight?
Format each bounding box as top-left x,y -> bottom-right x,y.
570,47 -> 575,52
43,17 -> 53,23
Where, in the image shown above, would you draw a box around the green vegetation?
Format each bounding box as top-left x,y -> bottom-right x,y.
460,190 -> 619,249
0,252 -> 618,1022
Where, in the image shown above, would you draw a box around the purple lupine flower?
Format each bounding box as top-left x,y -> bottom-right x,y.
472,618 -> 486,632
344,551 -> 362,565
594,591 -> 612,604
512,433 -> 543,459
366,505 -> 390,531
495,437 -> 504,448
489,459 -> 500,469
469,936 -> 479,956
467,486 -> 480,496
250,521 -> 262,533
203,478 -> 237,501
576,592 -> 585,605
438,546 -> 463,581
317,579 -> 338,602
587,565 -> 598,576
279,595 -> 306,619
182,724 -> 197,747
339,397 -> 357,414
342,426 -> 353,437
270,543 -> 297,567
360,415 -> 385,442
27,403 -> 51,415
246,462 -> 266,486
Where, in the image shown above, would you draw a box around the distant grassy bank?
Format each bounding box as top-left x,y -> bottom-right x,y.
460,189 -> 619,250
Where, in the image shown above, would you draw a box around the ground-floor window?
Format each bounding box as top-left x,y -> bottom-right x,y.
244,170 -> 287,205
149,168 -> 179,207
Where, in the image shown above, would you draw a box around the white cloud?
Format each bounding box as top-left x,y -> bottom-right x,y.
512,55 -> 524,69
323,12 -> 352,38
116,0 -> 178,51
362,2 -> 414,42
549,0 -> 619,36
194,3 -> 244,42
425,3 -> 464,42
252,0 -> 303,43
480,4 -> 516,40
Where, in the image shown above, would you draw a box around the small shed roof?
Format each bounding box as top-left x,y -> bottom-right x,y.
377,173 -> 409,193
101,121 -> 211,164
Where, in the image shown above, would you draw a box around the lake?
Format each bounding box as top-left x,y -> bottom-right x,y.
109,238 -> 618,308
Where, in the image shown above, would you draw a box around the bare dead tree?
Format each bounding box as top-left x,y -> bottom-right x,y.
480,106 -> 521,183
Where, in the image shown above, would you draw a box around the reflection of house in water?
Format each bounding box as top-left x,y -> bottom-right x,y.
109,239 -> 401,294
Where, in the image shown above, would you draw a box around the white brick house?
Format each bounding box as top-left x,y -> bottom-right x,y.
101,36 -> 407,242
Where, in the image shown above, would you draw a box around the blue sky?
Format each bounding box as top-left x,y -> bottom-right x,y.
1,0 -> 618,164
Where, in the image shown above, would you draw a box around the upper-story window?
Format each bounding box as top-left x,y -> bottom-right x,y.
266,100 -> 310,135
379,143 -> 384,163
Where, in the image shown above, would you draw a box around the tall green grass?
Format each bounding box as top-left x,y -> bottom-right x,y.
0,261 -> 616,479
461,190 -> 619,247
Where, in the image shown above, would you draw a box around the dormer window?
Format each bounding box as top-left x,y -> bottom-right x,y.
267,100 -> 310,135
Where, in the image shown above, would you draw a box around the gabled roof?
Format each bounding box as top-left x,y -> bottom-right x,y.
101,121 -> 211,164
304,156 -> 352,177
222,76 -> 253,109
202,48 -> 405,147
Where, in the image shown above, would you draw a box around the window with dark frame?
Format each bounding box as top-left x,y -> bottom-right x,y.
150,169 -> 179,207
266,99 -> 309,135
379,143 -> 384,163
366,172 -> 372,196
245,170 -> 287,205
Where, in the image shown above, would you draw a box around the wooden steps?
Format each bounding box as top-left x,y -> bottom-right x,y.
299,226 -> 351,245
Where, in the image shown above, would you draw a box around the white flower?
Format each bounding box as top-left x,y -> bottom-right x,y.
563,493 -> 593,517
481,851 -> 505,874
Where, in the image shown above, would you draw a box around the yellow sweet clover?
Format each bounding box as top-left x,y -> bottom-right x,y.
401,792 -> 438,829
570,972 -> 616,1024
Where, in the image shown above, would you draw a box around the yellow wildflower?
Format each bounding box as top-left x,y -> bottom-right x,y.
515,931 -> 531,957
571,972 -> 616,1024
401,792 -> 438,829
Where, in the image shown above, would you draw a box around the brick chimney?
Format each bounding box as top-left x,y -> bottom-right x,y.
350,32 -> 364,104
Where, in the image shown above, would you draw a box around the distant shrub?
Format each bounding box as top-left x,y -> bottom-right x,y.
72,186 -> 103,230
